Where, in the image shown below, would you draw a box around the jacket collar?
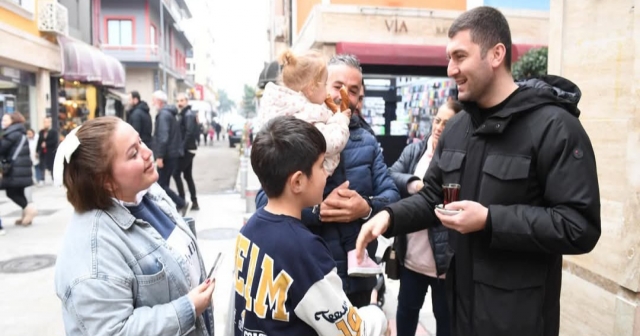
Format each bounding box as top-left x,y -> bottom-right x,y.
103,184 -> 173,230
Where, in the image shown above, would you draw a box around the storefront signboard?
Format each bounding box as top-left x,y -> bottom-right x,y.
0,66 -> 36,86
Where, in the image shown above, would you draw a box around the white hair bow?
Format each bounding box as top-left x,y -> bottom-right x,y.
53,126 -> 81,187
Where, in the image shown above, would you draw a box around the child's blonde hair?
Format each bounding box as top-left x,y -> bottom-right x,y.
278,49 -> 327,92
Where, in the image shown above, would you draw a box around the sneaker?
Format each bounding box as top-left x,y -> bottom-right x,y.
191,200 -> 200,211
179,201 -> 192,217
0,228 -> 5,236
347,249 -> 383,277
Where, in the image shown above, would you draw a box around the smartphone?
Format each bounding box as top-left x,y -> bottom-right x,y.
206,253 -> 223,280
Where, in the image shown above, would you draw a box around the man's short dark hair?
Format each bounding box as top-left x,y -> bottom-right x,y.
448,6 -> 513,69
251,116 -> 327,198
130,91 -> 141,101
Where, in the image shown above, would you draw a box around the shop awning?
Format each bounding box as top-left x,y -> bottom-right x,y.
57,36 -> 126,88
335,42 -> 546,67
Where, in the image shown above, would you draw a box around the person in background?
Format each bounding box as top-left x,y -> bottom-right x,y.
36,117 -> 58,185
0,112 -> 37,227
26,128 -> 42,185
174,93 -> 200,211
54,117 -> 214,335
151,90 -> 191,216
127,91 -> 153,149
214,121 -> 222,141
388,100 -> 463,336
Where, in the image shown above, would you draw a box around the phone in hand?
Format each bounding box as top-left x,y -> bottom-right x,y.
206,252 -> 223,280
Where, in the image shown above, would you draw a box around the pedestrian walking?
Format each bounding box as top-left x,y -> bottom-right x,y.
0,112 -> 37,226
151,90 -> 191,215
26,128 -> 42,184
174,93 -> 200,210
127,90 -> 153,149
36,116 -> 57,184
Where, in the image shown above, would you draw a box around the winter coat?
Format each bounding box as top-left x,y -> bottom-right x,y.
388,136 -> 452,277
258,82 -> 350,175
385,75 -> 601,336
177,105 -> 199,151
127,101 -> 153,149
0,123 -> 33,188
153,105 -> 183,159
36,127 -> 58,171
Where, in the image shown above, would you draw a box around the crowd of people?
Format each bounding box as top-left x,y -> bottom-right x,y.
37,5 -> 600,336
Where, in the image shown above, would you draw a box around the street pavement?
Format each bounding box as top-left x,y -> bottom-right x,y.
0,138 -> 438,336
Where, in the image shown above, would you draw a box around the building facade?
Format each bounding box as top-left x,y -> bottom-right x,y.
262,0 -> 549,165
99,0 -> 193,108
182,0 -> 216,103
549,0 -> 640,335
0,0 -> 61,130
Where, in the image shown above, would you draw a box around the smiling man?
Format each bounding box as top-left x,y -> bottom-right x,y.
356,6 -> 601,336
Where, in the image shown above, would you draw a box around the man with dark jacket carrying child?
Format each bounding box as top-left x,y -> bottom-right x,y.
173,93 -> 200,210
127,91 -> 153,149
357,7 -> 601,336
151,90 -> 190,216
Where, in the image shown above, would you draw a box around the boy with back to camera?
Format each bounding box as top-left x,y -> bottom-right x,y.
234,115 -> 388,336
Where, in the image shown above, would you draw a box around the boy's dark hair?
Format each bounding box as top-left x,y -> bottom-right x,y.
251,116 -> 327,198
448,6 -> 513,69
130,91 -> 141,101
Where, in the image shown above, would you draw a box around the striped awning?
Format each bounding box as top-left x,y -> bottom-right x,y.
57,36 -> 126,88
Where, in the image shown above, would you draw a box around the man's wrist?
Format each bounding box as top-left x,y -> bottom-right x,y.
361,196 -> 373,220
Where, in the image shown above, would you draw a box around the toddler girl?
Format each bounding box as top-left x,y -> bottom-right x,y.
258,49 -> 350,176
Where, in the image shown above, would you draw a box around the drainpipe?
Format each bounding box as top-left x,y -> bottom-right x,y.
160,0 -> 167,91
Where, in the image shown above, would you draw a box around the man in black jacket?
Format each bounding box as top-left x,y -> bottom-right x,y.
173,93 -> 199,210
151,90 -> 190,215
127,91 -> 153,148
356,7 -> 601,336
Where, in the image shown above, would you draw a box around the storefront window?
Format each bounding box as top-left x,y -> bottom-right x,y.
58,79 -> 97,133
0,66 -> 36,129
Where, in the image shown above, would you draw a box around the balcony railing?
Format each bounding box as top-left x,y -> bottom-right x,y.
101,44 -> 187,76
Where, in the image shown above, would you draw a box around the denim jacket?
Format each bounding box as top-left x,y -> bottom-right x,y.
54,183 -> 214,336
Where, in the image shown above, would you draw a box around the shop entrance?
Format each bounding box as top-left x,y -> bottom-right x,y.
362,64 -> 456,167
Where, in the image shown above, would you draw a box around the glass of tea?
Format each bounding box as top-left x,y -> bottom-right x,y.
442,183 -> 461,205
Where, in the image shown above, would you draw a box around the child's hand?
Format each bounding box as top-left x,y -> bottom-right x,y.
340,108 -> 352,120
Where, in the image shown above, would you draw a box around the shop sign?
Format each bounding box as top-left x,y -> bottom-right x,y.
0,67 -> 36,86
385,19 -> 408,34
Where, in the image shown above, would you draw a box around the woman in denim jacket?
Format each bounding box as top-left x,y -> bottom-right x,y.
54,117 -> 214,336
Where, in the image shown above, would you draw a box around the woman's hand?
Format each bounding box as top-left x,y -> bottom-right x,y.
187,279 -> 215,316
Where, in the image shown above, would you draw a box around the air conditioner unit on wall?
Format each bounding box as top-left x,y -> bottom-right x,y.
274,15 -> 286,38
38,1 -> 69,36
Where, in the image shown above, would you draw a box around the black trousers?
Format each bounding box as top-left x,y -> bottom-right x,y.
173,152 -> 197,202
6,187 -> 27,209
157,157 -> 185,208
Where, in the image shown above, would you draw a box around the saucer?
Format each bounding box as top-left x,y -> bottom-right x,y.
435,204 -> 462,216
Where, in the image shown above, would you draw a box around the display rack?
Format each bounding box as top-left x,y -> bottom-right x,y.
395,77 -> 456,142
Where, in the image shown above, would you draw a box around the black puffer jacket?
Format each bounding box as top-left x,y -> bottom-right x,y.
385,75 -> 601,336
153,104 -> 183,159
389,135 -> 452,277
128,101 -> 153,148
177,105 -> 198,151
0,123 -> 33,188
